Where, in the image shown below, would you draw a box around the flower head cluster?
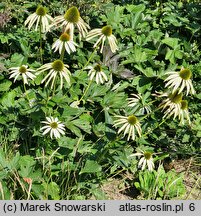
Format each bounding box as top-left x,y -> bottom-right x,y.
85,64 -> 108,84
131,150 -> 155,171
40,117 -> 65,139
9,65 -> 36,85
36,60 -> 71,89
164,67 -> 195,95
86,25 -> 118,53
53,6 -> 90,40
25,6 -> 53,32
156,91 -> 190,124
113,115 -> 142,141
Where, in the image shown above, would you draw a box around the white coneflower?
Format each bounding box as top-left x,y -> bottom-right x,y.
85,64 -> 108,84
130,150 -> 155,171
86,25 -> 118,53
157,91 -> 183,119
127,93 -> 152,115
36,59 -> 71,89
179,100 -> 191,125
40,117 -> 65,139
156,91 -> 191,124
113,114 -> 142,141
53,6 -> 90,40
52,32 -> 78,55
8,65 -> 36,85
24,6 -> 53,32
164,67 -> 195,95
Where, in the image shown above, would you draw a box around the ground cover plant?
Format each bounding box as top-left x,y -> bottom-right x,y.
0,0 -> 200,200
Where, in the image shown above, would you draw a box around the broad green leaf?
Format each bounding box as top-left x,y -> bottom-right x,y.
80,160 -> 102,174
58,136 -> 78,149
0,90 -> 16,107
10,152 -> 20,170
9,53 -> 25,67
18,155 -> 36,177
46,182 -> 60,200
0,181 -> 12,199
102,91 -> 126,109
165,49 -> 175,63
72,117 -> 91,134
0,80 -> 12,92
66,122 -> 82,137
62,106 -> 84,117
162,38 -> 179,49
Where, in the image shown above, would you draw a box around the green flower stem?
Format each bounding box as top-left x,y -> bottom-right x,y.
140,106 -> 161,121
78,79 -> 93,103
23,83 -> 30,104
39,16 -> 43,64
77,46 -> 99,77
67,45 -> 100,95
52,81 -> 56,97
142,118 -> 167,138
60,44 -> 65,61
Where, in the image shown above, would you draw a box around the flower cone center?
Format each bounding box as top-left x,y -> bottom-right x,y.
179,68 -> 192,80
127,115 -> 138,125
50,122 -> 58,129
60,33 -> 70,42
36,6 -> 46,16
181,100 -> 188,110
169,92 -> 183,104
94,64 -> 102,72
144,152 -> 152,160
19,66 -> 27,73
52,60 -> 64,71
64,6 -> 80,23
101,26 -> 112,36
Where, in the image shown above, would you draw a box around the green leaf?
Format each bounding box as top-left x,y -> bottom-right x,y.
182,134 -> 190,143
19,38 -> 30,57
134,182 -> 140,189
66,122 -> 82,137
18,155 -> 36,177
9,53 -> 25,67
162,38 -> 179,49
175,50 -> 183,59
0,181 -> 12,199
102,91 -> 126,109
0,80 -> 12,92
80,160 -> 102,174
62,106 -> 84,117
72,117 -> 91,134
91,188 -> 107,199
10,152 -> 20,170
58,136 -> 78,149
0,90 -> 16,107
132,76 -> 152,94
46,182 -> 60,200
165,49 -> 175,64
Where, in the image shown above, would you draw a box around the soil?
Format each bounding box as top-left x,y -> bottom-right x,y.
100,158 -> 201,200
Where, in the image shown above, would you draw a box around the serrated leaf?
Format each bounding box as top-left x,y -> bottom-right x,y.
72,118 -> 91,134
66,122 -> 82,137
80,160 -> 102,174
0,80 -> 12,92
0,90 -> 16,107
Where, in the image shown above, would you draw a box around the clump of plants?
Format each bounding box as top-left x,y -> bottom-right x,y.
0,0 -> 200,200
